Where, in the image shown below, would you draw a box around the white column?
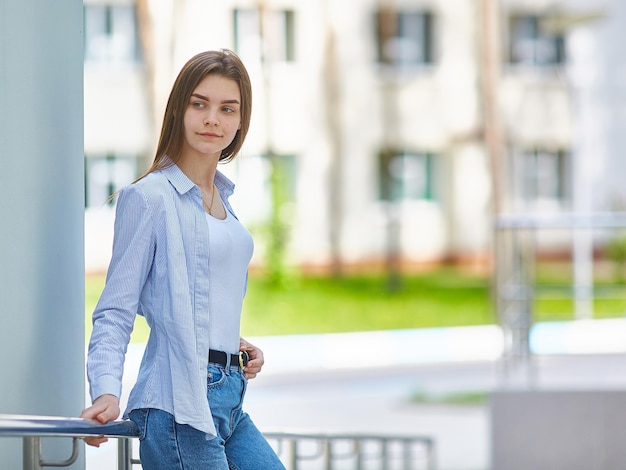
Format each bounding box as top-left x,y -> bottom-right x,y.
568,24 -> 601,321
0,0 -> 85,468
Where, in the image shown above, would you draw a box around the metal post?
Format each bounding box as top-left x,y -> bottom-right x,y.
23,437 -> 42,470
403,440 -> 411,470
427,440 -> 437,470
355,439 -> 363,470
323,439 -> 332,470
117,439 -> 133,470
288,439 -> 297,470
573,229 -> 594,319
381,439 -> 389,470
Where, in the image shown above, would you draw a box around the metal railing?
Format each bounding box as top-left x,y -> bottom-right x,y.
0,415 -> 436,470
0,414 -> 139,470
264,431 -> 436,470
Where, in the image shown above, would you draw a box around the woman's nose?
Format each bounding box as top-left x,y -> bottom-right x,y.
204,111 -> 219,126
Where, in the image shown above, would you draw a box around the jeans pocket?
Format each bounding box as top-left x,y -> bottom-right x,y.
207,366 -> 227,390
128,408 -> 150,441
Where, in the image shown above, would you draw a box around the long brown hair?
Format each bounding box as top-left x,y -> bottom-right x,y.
141,49 -> 252,179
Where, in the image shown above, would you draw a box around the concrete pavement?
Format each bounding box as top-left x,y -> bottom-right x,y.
85,319 -> 626,469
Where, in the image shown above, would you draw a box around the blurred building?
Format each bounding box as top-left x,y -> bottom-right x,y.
84,0 -> 621,273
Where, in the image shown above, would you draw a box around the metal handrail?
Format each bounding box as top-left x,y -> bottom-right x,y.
0,414 -> 140,438
0,414 -> 139,470
0,415 -> 437,470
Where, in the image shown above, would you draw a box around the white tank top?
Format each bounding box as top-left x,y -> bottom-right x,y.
205,206 -> 254,354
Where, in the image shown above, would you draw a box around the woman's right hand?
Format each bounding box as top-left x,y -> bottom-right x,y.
79,394 -> 121,447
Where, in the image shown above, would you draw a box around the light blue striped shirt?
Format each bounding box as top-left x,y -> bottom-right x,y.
86,162 -> 244,437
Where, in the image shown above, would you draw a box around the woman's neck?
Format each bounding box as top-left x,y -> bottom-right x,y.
177,153 -> 220,191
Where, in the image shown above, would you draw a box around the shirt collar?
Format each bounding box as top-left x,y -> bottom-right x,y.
214,169 -> 235,198
160,160 -> 236,198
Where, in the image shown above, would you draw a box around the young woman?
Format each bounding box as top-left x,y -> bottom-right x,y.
80,49 -> 285,470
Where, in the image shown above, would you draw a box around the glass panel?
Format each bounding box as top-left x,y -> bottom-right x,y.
85,154 -> 137,207
111,5 -> 139,63
233,8 -> 294,63
84,5 -> 107,62
396,12 -> 425,64
234,9 -> 261,61
84,4 -> 138,64
376,10 -> 433,66
515,149 -> 568,204
509,15 -> 565,66
535,151 -> 565,200
380,151 -> 436,201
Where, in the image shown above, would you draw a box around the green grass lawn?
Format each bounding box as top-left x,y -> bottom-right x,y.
85,264 -> 626,344
241,270 -> 493,336
531,260 -> 626,321
85,268 -> 493,343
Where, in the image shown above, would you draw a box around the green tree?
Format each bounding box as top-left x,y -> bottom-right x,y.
264,153 -> 292,287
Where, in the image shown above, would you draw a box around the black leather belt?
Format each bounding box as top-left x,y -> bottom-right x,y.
209,349 -> 249,368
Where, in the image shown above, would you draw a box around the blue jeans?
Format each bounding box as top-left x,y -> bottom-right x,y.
129,364 -> 285,469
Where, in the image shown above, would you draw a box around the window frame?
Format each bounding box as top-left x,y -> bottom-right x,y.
233,8 -> 296,64
84,153 -> 139,207
513,148 -> 571,207
378,150 -> 438,202
507,13 -> 566,68
83,3 -> 141,66
375,8 -> 435,68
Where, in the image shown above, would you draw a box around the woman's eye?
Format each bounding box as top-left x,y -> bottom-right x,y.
192,101 -> 205,108
223,107 -> 235,113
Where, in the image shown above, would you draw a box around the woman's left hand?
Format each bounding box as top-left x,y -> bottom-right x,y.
240,337 -> 264,380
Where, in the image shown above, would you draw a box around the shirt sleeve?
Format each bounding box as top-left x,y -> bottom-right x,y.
86,184 -> 156,402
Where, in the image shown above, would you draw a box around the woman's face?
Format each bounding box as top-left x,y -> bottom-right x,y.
181,74 -> 242,161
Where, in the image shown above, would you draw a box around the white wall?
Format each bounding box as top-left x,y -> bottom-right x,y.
84,0 -> 625,272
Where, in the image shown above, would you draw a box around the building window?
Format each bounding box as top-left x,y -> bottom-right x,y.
379,151 -> 437,201
509,14 -> 565,67
375,9 -> 434,66
85,154 -> 138,207
515,149 -> 570,204
84,3 -> 140,65
233,8 -> 295,63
